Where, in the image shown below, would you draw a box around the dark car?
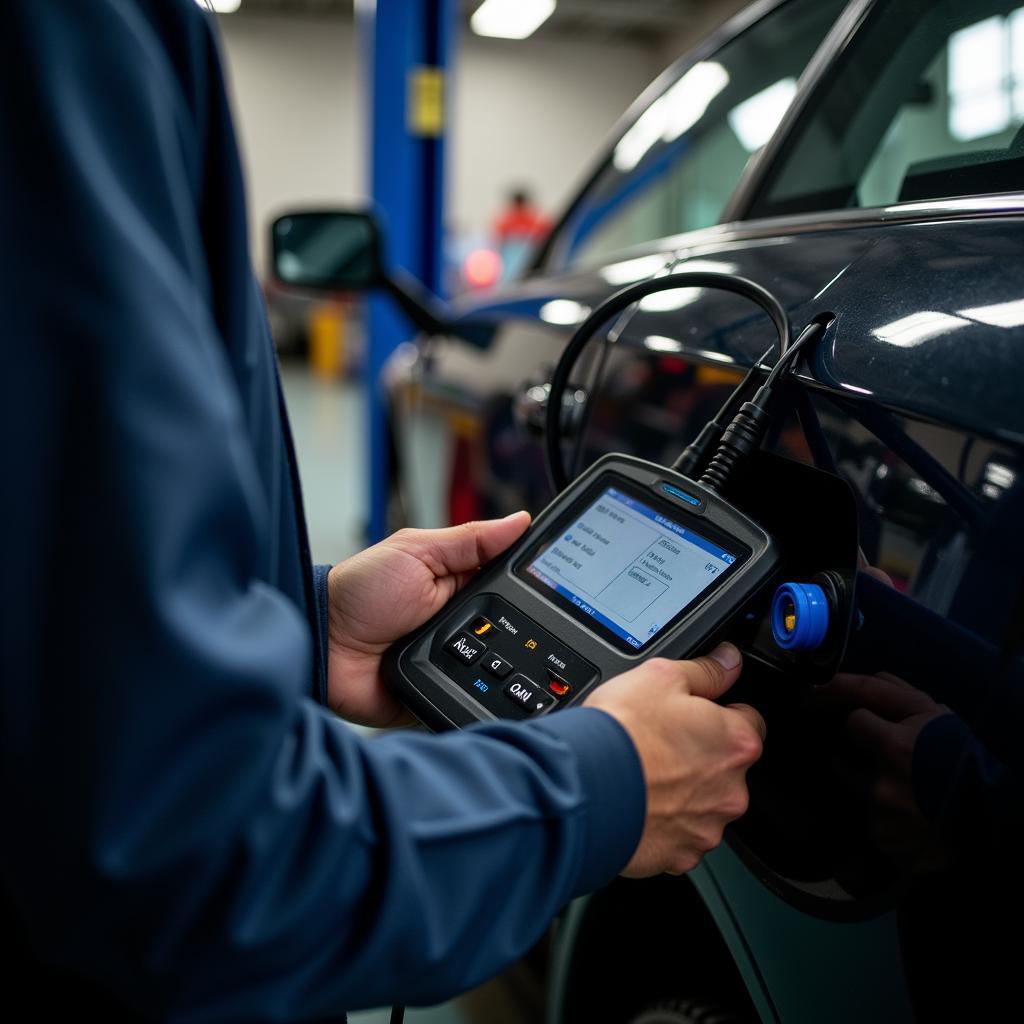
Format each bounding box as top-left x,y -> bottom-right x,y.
274,0 -> 1024,1019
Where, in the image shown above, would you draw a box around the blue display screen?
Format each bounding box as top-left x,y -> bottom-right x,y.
524,487 -> 737,650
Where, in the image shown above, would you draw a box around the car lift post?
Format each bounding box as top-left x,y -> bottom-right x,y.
360,0 -> 455,543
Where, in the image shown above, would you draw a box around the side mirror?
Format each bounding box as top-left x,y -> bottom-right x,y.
271,210 -> 383,292
269,208 -> 452,338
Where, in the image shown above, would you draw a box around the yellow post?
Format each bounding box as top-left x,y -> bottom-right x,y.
309,302 -> 346,378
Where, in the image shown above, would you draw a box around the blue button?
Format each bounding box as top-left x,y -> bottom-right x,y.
771,582 -> 830,651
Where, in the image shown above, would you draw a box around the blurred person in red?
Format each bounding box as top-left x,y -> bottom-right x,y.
492,187 -> 551,280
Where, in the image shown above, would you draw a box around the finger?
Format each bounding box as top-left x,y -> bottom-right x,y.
845,707 -> 901,760
726,702 -> 767,743
815,673 -> 935,719
681,643 -> 743,700
411,512 -> 532,579
875,671 -> 912,687
857,549 -> 895,589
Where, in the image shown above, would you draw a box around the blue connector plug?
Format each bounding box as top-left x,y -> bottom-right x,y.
771,582 -> 830,651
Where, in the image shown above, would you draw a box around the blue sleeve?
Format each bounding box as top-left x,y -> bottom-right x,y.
0,3 -> 644,1019
314,563 -> 332,705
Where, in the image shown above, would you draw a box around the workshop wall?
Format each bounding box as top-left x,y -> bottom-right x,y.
216,13 -> 661,277
217,14 -> 364,279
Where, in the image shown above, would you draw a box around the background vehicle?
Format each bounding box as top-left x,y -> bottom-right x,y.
275,0 -> 1024,1018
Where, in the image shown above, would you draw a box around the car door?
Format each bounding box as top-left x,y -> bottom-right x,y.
548,1 -> 1024,1020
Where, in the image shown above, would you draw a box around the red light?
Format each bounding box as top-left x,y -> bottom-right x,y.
547,677 -> 571,697
464,248 -> 502,289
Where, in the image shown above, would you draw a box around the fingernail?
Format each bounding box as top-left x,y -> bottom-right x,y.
504,510 -> 529,521
709,642 -> 741,671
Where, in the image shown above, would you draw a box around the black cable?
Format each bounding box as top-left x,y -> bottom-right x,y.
699,319 -> 825,494
671,344 -> 776,478
570,309 -> 619,479
545,272 -> 791,492
762,316 -> 824,388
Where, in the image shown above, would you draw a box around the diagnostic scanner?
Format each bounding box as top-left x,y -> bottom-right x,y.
384,272 -> 859,731
384,454 -> 781,730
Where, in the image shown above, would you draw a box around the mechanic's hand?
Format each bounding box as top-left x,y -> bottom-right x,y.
585,644 -> 765,877
814,672 -> 952,870
326,513 -> 531,727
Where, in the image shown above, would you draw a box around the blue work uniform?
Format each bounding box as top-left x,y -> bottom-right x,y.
0,2 -> 644,1019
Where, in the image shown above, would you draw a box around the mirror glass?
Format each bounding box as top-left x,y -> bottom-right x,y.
271,211 -> 382,291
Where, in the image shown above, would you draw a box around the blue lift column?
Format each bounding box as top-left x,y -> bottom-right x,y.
361,0 -> 455,543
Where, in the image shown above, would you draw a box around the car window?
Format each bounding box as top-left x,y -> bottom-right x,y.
544,0 -> 846,272
750,0 -> 1024,217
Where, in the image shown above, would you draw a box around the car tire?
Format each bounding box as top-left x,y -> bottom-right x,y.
627,997 -> 746,1024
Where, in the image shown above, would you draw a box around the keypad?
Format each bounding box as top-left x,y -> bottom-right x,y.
431,595 -> 598,720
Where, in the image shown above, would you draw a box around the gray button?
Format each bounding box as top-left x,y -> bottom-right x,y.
503,674 -> 554,714
483,653 -> 514,679
445,632 -> 487,665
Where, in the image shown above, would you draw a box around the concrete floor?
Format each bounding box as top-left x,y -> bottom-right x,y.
280,363 -> 367,565
280,363 -> 470,1024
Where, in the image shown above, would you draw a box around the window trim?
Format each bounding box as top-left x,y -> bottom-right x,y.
530,0 -> 796,276
723,0 -> 878,222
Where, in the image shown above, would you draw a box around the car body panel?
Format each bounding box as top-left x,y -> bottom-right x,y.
404,213 -> 1024,526
697,846 -> 913,1023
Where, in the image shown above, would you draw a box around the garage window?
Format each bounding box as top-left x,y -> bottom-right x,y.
749,0 -> 1024,217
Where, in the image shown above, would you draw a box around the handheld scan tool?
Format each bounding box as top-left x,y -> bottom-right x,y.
383,272 -> 860,730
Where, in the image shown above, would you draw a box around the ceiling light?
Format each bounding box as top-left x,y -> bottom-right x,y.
643,335 -> 683,353
948,16 -> 1008,141
675,259 -> 738,275
662,62 -> 730,144
540,299 -> 589,326
471,0 -> 555,40
961,298 -> 1024,327
614,62 -> 729,172
196,0 -> 242,12
639,288 -> 702,312
728,78 -> 798,152
985,461 -> 1016,488
693,349 -> 735,364
872,311 -> 970,347
601,255 -> 671,286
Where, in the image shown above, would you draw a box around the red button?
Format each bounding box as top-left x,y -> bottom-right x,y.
547,675 -> 571,698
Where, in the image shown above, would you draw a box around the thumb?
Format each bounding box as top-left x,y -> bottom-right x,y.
418,511 -> 532,578
681,643 -> 743,700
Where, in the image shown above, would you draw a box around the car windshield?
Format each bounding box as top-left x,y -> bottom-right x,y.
750,0 -> 1024,216
544,0 -> 847,271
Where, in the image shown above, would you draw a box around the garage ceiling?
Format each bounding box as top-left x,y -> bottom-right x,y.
231,0 -> 748,46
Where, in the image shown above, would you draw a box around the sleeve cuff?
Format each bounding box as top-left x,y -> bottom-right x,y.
529,706 -> 646,897
312,563 -> 332,705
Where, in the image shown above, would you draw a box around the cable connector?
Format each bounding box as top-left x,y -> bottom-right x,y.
699,400 -> 773,492
697,318 -> 828,494
671,344 -> 775,479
